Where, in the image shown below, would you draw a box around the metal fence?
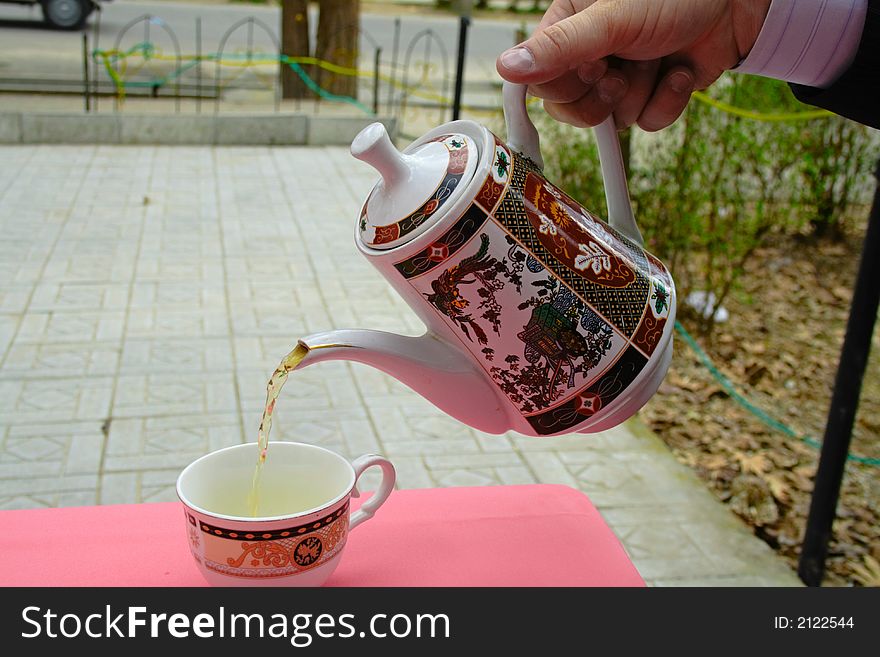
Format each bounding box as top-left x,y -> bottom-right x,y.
82,11 -> 493,138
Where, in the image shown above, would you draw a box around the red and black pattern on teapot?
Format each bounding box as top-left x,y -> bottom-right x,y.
298,82 -> 676,438
387,131 -> 674,436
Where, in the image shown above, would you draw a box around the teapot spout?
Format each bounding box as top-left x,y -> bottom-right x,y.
295,330 -> 511,434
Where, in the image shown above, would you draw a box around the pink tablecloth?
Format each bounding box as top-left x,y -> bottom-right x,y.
0,484 -> 643,586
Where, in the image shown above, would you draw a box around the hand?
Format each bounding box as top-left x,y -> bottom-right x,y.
496,0 -> 771,131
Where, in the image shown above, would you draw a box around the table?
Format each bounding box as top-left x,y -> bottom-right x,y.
0,484 -> 643,586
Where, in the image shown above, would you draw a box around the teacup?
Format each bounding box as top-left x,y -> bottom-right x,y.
176,442 -> 396,587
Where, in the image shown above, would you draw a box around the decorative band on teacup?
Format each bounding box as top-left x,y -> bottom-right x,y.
189,500 -> 349,541
188,501 -> 352,579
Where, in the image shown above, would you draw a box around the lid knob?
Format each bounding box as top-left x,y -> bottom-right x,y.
351,122 -> 413,190
353,124 -> 479,250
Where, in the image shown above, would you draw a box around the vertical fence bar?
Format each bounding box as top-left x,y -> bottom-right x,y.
92,9 -> 104,112
82,34 -> 91,113
196,17 -> 202,114
295,54 -> 301,112
387,17 -> 400,116
174,26 -> 181,113
423,34 -> 432,123
92,7 -> 101,112
214,38 -> 220,114
452,15 -> 470,121
247,17 -> 254,64
274,25 -> 281,113
373,47 -> 381,115
143,15 -> 150,113
798,160 -> 880,586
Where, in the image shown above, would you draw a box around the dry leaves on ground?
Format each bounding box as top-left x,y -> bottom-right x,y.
640,230 -> 880,586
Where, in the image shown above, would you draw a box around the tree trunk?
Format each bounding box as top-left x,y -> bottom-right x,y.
281,0 -> 311,99
314,0 -> 360,99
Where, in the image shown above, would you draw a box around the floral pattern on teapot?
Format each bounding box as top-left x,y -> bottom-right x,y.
390,133 -> 674,436
524,173 -> 636,288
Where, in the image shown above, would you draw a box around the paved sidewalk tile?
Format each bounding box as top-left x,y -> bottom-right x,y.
0,144 -> 802,586
16,310 -> 126,344
1,341 -> 120,379
105,413 -> 244,473
0,377 -> 113,423
112,373 -> 238,418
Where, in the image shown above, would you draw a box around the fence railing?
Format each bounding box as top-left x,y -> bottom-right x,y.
84,12 -> 483,138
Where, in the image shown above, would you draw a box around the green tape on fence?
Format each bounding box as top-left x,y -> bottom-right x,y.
284,60 -> 372,114
93,43 -> 374,115
94,42 -> 840,123
674,321 -> 880,467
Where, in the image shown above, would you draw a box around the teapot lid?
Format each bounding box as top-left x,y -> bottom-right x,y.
352,122 -> 479,250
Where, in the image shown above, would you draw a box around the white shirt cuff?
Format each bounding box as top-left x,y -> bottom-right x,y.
735,0 -> 868,88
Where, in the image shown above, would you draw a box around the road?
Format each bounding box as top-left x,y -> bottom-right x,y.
0,0 -> 535,84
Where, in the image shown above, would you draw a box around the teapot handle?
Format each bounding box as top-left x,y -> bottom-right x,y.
593,116 -> 643,245
502,81 -> 643,246
502,81 -> 544,169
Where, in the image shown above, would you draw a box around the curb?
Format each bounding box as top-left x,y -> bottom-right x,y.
0,112 -> 397,146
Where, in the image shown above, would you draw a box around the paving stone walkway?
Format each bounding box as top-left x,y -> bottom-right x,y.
0,144 -> 801,586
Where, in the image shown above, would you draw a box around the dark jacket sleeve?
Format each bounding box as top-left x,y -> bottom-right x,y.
789,0 -> 880,128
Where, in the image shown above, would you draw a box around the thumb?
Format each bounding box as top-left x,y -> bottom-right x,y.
497,7 -> 618,84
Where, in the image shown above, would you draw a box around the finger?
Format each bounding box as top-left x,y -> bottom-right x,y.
637,65 -> 695,132
498,5 -> 619,84
535,0 -> 597,32
613,59 -> 661,129
527,60 -> 607,103
543,70 -> 629,128
576,59 -> 608,86
528,69 -> 590,104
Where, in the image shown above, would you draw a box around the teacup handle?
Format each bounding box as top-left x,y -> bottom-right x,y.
349,454 -> 396,530
502,81 -> 643,246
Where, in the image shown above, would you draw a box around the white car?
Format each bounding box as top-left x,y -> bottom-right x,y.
2,0 -> 109,30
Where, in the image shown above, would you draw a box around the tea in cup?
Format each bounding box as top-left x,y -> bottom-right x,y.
176,442 -> 395,587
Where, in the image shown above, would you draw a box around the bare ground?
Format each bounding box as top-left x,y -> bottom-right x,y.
640,226 -> 880,586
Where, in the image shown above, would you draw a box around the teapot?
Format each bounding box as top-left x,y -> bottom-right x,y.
296,83 -> 675,437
